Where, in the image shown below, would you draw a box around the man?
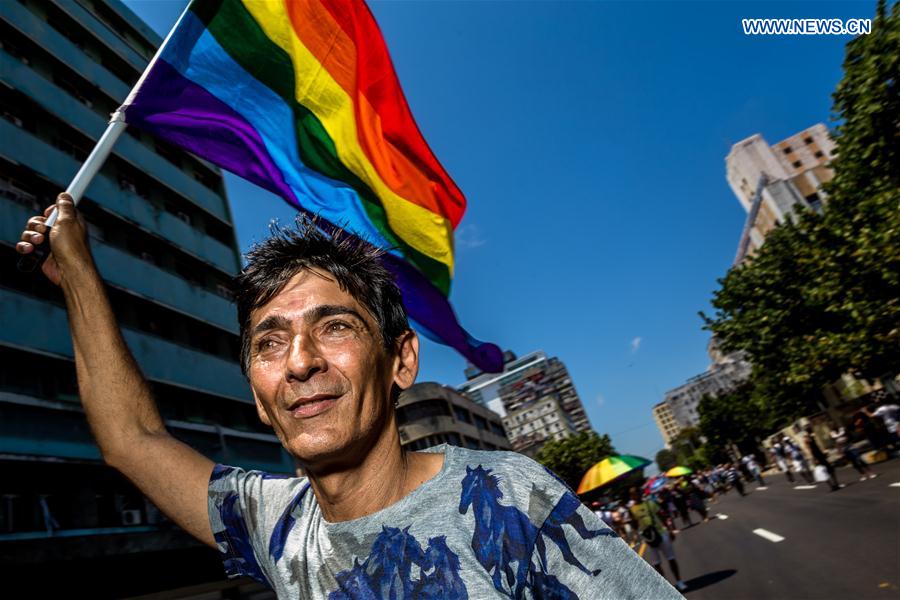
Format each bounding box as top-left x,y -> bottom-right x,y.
17,195 -> 681,599
803,427 -> 841,492
770,440 -> 794,483
628,487 -> 688,592
784,437 -> 814,484
741,453 -> 765,487
869,402 -> 900,453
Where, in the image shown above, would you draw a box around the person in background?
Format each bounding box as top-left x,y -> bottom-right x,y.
771,440 -> 794,483
869,402 -> 900,453
628,487 -> 688,593
804,426 -> 842,491
671,484 -> 692,528
830,426 -> 877,481
785,437 -> 814,484
742,453 -> 766,487
683,478 -> 710,523
725,463 -> 745,496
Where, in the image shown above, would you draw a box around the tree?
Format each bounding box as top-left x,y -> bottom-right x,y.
697,384 -> 768,462
655,448 -> 677,472
535,431 -> 615,492
702,1 -> 900,425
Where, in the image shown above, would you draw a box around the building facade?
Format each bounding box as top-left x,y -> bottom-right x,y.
397,382 -> 511,452
726,123 -> 836,263
459,350 -> 592,456
652,401 -> 680,448
662,354 -> 752,430
0,0 -> 289,594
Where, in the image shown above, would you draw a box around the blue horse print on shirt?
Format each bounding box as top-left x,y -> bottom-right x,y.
329,526 -> 468,600
216,490 -> 268,585
460,465 -> 616,598
532,491 -> 617,585
459,465 -> 538,597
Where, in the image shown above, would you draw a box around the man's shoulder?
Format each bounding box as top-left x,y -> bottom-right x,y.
209,463 -> 308,498
435,445 -> 576,526
445,445 -> 570,490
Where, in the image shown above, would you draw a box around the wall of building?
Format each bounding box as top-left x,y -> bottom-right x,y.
457,350 -> 593,456
0,0 -> 291,583
397,382 -> 511,452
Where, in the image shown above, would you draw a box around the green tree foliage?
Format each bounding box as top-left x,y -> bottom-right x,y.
702,1 -> 900,426
655,448 -> 677,472
535,431 -> 615,491
669,427 -> 710,471
697,384 -> 768,462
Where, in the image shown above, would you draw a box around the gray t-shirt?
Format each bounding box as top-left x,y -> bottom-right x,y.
208,444 -> 681,599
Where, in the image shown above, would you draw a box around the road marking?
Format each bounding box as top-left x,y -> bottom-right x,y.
794,485 -> 817,490
756,486 -> 768,490
889,482 -> 900,488
716,514 -> 729,520
753,528 -> 785,543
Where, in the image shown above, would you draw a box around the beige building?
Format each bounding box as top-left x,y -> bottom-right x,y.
501,395 -> 577,458
726,123 -> 836,262
652,401 -> 681,448
397,382 -> 511,452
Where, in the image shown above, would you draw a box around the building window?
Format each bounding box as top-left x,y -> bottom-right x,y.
814,150 -> 824,159
452,405 -> 472,424
782,146 -> 792,154
804,136 -> 814,145
396,399 -> 451,423
473,415 -> 488,431
792,160 -> 802,168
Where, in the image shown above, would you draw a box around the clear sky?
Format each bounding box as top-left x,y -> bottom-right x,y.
121,0 -> 875,462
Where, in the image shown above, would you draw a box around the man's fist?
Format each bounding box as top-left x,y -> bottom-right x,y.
16,193 -> 93,286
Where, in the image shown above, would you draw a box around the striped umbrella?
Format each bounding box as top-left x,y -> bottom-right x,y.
666,466 -> 693,477
577,455 -> 652,494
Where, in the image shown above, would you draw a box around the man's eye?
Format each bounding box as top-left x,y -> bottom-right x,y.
326,321 -> 351,333
257,338 -> 279,351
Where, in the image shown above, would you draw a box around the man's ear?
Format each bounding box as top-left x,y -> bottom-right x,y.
392,329 -> 419,391
251,387 -> 273,427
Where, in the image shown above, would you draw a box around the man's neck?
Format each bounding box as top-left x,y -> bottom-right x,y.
304,428 -> 444,523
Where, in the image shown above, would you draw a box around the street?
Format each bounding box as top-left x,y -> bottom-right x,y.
637,459 -> 900,600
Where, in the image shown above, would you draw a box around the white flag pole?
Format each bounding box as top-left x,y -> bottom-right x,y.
20,1 -> 194,271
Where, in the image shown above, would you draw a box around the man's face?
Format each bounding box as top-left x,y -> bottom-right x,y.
246,268 -> 416,468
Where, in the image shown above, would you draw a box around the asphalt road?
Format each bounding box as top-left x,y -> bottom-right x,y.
640,458 -> 900,600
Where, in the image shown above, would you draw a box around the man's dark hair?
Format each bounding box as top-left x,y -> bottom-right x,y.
233,216 -> 409,377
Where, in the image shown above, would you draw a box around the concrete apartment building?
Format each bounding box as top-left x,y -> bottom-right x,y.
662,353 -> 752,430
397,382 -> 511,452
726,123 -> 836,263
0,0 -> 290,594
459,350 -> 592,457
652,401 -> 681,448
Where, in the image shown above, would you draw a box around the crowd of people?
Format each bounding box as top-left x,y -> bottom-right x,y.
588,399 -> 899,593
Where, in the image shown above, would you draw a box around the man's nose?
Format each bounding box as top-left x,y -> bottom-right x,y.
285,333 -> 326,381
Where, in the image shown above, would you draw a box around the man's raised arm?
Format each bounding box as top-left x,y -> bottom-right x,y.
16,193 -> 217,549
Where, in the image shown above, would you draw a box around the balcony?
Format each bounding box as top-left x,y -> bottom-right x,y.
0,98 -> 237,275
2,188 -> 238,334
0,287 -> 248,402
0,5 -> 231,222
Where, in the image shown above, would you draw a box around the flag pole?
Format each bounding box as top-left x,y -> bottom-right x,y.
18,0 -> 195,271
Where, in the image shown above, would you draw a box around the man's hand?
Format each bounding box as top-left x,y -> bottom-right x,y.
15,193 -> 93,286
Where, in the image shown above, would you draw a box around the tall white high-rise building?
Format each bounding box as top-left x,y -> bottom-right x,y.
726,123 -> 836,262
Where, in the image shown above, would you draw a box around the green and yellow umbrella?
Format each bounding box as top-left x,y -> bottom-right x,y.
577,455 -> 652,494
666,466 -> 693,477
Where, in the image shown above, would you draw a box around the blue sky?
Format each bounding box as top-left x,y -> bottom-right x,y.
121,0 -> 875,461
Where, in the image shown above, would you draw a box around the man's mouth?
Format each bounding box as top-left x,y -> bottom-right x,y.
286,394 -> 341,419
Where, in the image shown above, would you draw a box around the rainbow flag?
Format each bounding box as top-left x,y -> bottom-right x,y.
120,0 -> 502,372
